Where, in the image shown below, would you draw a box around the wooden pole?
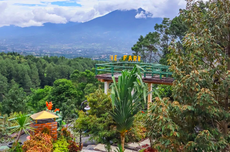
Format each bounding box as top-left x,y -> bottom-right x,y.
148,83 -> 152,110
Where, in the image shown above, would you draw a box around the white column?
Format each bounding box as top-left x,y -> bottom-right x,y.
147,83 -> 152,110
104,81 -> 110,94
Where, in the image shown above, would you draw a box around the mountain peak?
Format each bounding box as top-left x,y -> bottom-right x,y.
137,8 -> 146,12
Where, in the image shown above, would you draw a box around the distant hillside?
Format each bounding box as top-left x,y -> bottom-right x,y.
0,8 -> 162,58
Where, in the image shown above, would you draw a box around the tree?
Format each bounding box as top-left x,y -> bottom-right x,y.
70,69 -> 98,100
132,32 -> 160,63
0,74 -> 8,101
49,79 -> 81,120
84,83 -> 97,96
110,65 -> 148,151
27,86 -> 52,112
73,89 -> 117,147
12,113 -> 32,149
132,15 -> 188,65
150,0 -> 230,151
2,83 -> 27,115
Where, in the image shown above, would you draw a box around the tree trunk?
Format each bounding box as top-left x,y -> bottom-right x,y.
13,129 -> 22,148
120,132 -> 125,152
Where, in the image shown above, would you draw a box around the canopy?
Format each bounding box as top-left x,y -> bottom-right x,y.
30,111 -> 59,120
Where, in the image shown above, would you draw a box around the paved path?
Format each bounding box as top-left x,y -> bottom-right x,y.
1,133 -> 151,152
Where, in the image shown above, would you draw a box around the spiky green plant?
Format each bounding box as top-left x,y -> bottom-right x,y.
12,113 -> 33,149
110,65 -> 148,151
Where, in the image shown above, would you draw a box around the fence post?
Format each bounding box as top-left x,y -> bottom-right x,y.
111,66 -> 114,76
160,68 -> 162,79
95,65 -> 97,75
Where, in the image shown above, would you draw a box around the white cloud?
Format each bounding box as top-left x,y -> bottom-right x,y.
0,0 -> 187,27
135,11 -> 146,19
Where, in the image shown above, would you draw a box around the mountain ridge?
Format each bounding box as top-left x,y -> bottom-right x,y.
0,8 -> 162,58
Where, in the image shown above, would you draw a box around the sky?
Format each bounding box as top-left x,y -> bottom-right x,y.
0,0 -> 187,27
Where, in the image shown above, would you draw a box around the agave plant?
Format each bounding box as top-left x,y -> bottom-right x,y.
110,65 -> 148,151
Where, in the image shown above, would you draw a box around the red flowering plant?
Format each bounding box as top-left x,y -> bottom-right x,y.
68,140 -> 82,152
45,101 -> 61,115
22,132 -> 53,152
46,101 -> 53,111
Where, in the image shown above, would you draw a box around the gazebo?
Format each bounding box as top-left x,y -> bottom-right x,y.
30,111 -> 59,140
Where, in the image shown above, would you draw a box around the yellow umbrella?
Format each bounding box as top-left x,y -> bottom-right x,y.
30,111 -> 59,121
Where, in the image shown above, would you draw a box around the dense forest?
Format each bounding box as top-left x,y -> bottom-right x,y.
0,52 -> 102,120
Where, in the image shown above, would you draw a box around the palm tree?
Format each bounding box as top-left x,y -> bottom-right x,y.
12,113 -> 33,148
110,65 -> 148,151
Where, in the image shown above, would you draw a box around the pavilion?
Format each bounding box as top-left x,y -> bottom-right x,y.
95,62 -> 174,109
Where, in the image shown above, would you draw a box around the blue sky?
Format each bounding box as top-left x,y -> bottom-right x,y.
50,1 -> 82,6
0,0 -> 188,27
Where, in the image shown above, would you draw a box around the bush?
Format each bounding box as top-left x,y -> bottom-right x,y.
22,132 -> 53,152
9,142 -> 23,152
143,147 -> 158,152
53,136 -> 69,152
60,127 -> 73,141
68,140 -> 81,152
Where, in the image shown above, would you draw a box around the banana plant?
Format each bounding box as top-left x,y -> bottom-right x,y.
110,65 -> 148,151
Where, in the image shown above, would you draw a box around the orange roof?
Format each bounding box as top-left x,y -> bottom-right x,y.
30,111 -> 59,120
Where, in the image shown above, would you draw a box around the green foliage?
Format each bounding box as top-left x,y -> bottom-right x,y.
132,32 -> 160,63
84,83 -> 97,96
73,89 -> 117,144
152,85 -> 172,100
132,15 -> 188,65
12,113 -> 33,147
60,127 -> 72,141
0,74 -> 8,101
49,79 -> 80,120
110,65 -> 147,133
27,86 -> 52,112
146,96 -> 180,150
9,142 -> 23,152
114,144 -> 124,152
22,132 -> 53,152
149,0 -> 230,151
70,69 -> 100,100
53,136 -> 69,152
125,111 -> 146,143
0,52 -> 99,98
1,83 -> 27,115
110,65 -> 148,151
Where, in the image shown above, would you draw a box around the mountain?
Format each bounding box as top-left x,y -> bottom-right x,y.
0,8 -> 162,58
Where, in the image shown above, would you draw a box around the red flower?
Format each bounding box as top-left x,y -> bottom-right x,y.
46,101 -> 53,110
141,111 -> 145,114
54,108 -> 60,112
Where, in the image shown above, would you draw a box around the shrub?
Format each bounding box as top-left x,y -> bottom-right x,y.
68,140 -> 81,152
22,132 -> 53,152
143,147 -> 158,152
53,136 -> 69,152
9,142 -> 23,152
61,127 -> 71,139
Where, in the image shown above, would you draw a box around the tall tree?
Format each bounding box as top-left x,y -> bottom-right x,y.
150,0 -> 230,151
49,79 -> 81,120
110,65 -> 147,151
0,74 -> 8,101
132,32 -> 160,63
2,83 -> 27,115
